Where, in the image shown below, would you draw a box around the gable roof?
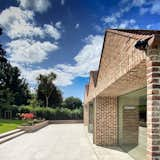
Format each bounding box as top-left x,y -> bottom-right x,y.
90,70 -> 98,87
85,84 -> 89,96
95,29 -> 160,87
114,29 -> 160,35
84,29 -> 160,102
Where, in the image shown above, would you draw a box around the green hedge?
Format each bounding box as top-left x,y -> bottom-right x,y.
18,106 -> 83,120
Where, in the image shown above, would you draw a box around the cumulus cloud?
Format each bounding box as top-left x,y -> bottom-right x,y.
55,35 -> 103,77
119,19 -> 138,29
102,15 -> 138,29
6,39 -> 58,63
13,35 -> 104,86
103,16 -> 117,24
44,24 -> 61,40
0,7 -> 42,39
0,6 -> 61,40
120,0 -> 160,15
17,0 -> 51,13
55,21 -> 62,29
102,0 -> 150,29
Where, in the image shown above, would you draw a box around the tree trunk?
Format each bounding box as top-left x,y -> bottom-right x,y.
46,96 -> 49,107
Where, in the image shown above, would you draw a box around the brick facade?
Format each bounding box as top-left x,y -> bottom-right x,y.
147,49 -> 160,160
122,106 -> 139,145
84,29 -> 160,160
93,96 -> 118,145
83,104 -> 89,126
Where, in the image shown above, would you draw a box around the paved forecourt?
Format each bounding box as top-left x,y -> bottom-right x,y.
0,124 -> 97,160
0,124 -> 134,160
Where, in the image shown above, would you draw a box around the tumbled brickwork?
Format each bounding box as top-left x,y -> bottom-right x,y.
85,30 -> 147,104
123,106 -> 139,145
99,60 -> 146,96
84,84 -> 89,104
96,31 -> 146,97
83,104 -> 89,126
87,71 -> 97,101
147,50 -> 160,160
83,29 -> 160,160
93,96 -> 118,145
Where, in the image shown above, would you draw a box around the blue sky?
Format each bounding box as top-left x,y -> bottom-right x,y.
0,0 -> 160,100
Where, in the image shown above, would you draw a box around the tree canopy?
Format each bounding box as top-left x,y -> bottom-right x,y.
0,28 -> 31,108
62,96 -> 82,110
37,72 -> 63,107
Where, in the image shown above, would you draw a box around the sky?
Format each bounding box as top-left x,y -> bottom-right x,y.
0,0 -> 160,100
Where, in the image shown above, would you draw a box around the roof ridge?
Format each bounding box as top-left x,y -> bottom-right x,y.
107,29 -> 152,40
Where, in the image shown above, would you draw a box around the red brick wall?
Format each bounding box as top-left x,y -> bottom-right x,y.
123,106 -> 139,145
147,50 -> 160,160
93,96 -> 118,145
83,104 -> 89,126
84,30 -> 147,104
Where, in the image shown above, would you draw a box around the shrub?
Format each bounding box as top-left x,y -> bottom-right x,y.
19,105 -> 34,113
18,106 -> 83,120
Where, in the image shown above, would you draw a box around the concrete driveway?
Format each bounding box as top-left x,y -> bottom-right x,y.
0,124 -> 134,160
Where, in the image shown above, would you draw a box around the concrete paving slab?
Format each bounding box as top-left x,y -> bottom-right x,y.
0,124 -> 97,160
0,124 -> 135,160
85,127 -> 134,160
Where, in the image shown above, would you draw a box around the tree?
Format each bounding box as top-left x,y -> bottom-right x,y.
0,28 -> 31,107
28,94 -> 40,108
37,72 -> 62,107
63,96 -> 82,110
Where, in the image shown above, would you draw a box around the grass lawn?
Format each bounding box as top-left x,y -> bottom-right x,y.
0,119 -> 26,134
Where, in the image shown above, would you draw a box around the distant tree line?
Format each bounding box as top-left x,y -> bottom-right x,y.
0,28 -> 83,119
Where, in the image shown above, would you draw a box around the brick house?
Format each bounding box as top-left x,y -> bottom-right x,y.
83,29 -> 160,160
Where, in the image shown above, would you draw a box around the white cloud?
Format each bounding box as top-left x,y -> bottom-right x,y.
56,35 -> 103,77
132,0 -> 146,7
13,35 -> 104,87
103,16 -> 117,24
145,22 -> 160,30
102,15 -> 138,29
17,0 -> 51,13
150,1 -> 160,15
0,7 -> 42,39
75,24 -> 79,29
146,24 -> 152,29
118,19 -> 138,29
94,25 -> 103,33
0,6 -> 61,40
120,0 -> 160,15
44,24 -> 61,40
55,21 -> 62,29
6,39 -> 58,63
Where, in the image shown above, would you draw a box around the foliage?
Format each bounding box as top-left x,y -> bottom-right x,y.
18,106 -> 83,120
0,28 -> 31,108
28,94 -> 41,108
37,72 -> 63,107
62,96 -> 82,110
18,105 -> 34,113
